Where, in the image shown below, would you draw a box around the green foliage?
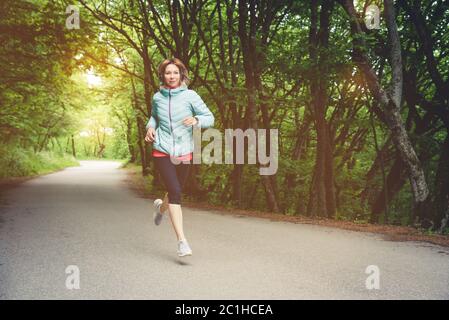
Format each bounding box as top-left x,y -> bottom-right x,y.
1,0 -> 448,232
0,143 -> 79,178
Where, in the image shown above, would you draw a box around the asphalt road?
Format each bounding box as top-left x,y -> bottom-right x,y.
1,160 -> 448,299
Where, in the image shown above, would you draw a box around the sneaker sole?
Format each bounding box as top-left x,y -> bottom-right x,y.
178,252 -> 192,257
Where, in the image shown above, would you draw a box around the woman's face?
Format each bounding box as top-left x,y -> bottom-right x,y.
164,64 -> 181,88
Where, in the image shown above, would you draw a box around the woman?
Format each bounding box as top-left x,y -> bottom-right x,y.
144,58 -> 214,257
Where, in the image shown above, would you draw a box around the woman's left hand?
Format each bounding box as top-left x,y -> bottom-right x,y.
183,116 -> 198,127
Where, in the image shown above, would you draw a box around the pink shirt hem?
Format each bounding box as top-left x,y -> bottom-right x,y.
152,149 -> 192,161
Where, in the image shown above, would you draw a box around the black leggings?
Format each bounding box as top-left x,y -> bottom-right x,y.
154,157 -> 191,205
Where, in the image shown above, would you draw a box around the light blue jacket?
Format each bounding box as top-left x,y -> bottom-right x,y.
146,84 -> 214,157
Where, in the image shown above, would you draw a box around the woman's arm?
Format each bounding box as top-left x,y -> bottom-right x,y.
146,115 -> 157,130
189,90 -> 214,128
146,96 -> 158,130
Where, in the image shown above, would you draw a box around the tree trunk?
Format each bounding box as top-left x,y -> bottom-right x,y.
430,135 -> 449,232
70,134 -> 76,158
370,157 -> 405,223
136,116 -> 147,176
141,40 -> 155,171
306,0 -> 336,218
338,0 -> 429,222
231,163 -> 243,206
237,0 -> 280,212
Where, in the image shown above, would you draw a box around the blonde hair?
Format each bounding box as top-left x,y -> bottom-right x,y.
158,58 -> 190,86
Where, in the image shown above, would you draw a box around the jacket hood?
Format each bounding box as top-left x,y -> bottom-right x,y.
159,83 -> 188,97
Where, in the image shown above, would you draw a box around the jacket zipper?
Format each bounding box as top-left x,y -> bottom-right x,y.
168,89 -> 175,155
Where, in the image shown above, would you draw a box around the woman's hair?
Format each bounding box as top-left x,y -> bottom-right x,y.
158,58 -> 190,86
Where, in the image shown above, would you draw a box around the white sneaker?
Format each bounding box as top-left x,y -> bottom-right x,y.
177,239 -> 192,257
153,199 -> 164,225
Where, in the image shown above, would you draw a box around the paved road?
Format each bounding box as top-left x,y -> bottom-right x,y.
0,160 -> 448,299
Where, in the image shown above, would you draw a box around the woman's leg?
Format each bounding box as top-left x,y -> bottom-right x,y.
154,157 -> 191,241
168,161 -> 191,240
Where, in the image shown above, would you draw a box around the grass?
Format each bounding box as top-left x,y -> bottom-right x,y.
0,143 -> 80,179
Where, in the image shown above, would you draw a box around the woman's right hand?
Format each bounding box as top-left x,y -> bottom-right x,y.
145,127 -> 156,143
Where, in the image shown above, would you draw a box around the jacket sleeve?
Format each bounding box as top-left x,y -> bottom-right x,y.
190,90 -> 214,128
145,96 -> 158,130
145,115 -> 157,130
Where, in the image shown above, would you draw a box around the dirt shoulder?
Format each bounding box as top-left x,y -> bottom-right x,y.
0,176 -> 37,192
122,165 -> 449,248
